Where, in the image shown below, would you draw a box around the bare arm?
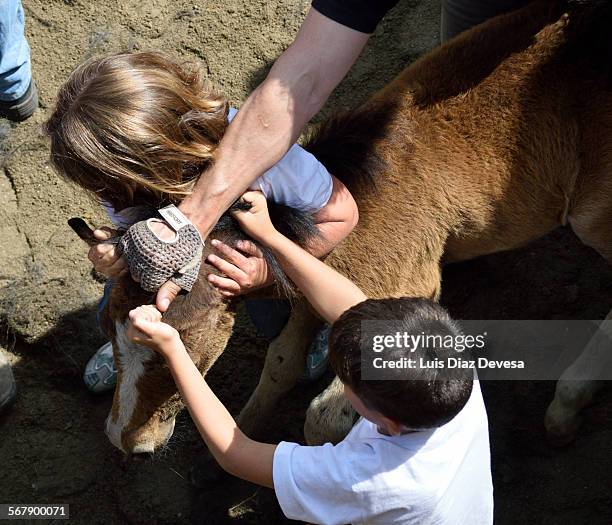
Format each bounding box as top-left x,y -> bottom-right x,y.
232,192 -> 366,324
127,307 -> 276,488
264,230 -> 366,324
309,175 -> 359,257
156,8 -> 368,310
179,8 -> 369,238
166,349 -> 276,487
206,174 -> 358,297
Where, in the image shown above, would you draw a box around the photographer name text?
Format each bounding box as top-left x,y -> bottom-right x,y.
372,356 -> 525,369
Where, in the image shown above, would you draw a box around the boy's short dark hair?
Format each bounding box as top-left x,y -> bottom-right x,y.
329,297 -> 473,429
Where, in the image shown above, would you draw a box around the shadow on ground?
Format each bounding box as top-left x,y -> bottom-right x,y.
1,226 -> 611,524
1,0 -> 611,523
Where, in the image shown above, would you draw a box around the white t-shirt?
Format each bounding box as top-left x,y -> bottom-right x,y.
102,107 -> 333,228
272,380 -> 493,525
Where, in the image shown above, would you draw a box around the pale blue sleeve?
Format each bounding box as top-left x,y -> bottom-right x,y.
254,144 -> 334,214
228,106 -> 333,213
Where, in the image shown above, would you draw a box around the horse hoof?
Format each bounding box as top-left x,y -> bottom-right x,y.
544,402 -> 581,447
305,388 -> 357,445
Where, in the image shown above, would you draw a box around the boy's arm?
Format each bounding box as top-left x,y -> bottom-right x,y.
232,192 -> 366,324
206,175 -> 358,296
128,307 -> 276,488
166,349 -> 276,487
264,231 -> 366,324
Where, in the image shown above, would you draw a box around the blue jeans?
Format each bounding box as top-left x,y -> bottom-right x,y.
246,299 -> 291,339
96,281 -> 113,334
0,0 -> 31,101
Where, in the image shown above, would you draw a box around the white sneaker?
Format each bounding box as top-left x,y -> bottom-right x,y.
83,342 -> 117,394
300,326 -> 330,383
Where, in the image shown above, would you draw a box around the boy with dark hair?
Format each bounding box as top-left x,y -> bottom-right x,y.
330,297 -> 474,430
127,191 -> 493,525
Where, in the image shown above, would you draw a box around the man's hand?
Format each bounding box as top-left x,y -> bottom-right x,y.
87,227 -> 127,279
207,239 -> 273,296
156,281 -> 183,312
148,220 -> 184,312
119,210 -> 203,312
127,305 -> 183,358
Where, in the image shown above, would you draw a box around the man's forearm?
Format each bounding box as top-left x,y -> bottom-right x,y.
266,231 -> 366,323
179,8 -> 369,238
180,76 -> 312,237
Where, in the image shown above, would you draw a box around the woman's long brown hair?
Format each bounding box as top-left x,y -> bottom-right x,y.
44,52 -> 229,211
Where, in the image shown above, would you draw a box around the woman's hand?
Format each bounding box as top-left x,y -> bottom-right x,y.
206,239 -> 273,297
127,305 -> 182,358
87,227 -> 127,279
205,191 -> 277,297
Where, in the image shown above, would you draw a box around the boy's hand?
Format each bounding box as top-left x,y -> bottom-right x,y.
88,227 -> 128,279
231,191 -> 276,242
127,305 -> 182,358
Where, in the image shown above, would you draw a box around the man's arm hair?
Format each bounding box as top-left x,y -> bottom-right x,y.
179,8 -> 370,238
156,8 -> 369,310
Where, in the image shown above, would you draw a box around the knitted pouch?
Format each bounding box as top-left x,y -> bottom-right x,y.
120,206 -> 204,292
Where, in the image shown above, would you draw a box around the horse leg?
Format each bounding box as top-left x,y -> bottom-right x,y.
545,310 -> 612,445
237,299 -> 323,438
545,200 -> 612,445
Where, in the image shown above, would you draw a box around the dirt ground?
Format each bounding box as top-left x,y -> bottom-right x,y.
0,1 -> 611,524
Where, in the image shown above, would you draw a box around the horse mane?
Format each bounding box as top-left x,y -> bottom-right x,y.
302,100 -> 397,194
303,0 -> 612,195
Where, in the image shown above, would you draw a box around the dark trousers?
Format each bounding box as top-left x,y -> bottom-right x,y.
441,0 -> 530,42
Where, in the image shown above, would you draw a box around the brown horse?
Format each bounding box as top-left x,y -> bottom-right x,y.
90,0 -> 612,454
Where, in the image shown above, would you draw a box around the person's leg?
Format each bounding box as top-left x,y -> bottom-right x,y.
0,0 -> 37,121
245,299 -> 291,339
84,282 -> 117,393
0,348 -> 16,414
441,0 -> 530,42
246,298 -> 330,382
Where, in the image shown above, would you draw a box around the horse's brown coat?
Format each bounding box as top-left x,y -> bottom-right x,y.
103,1 -> 612,452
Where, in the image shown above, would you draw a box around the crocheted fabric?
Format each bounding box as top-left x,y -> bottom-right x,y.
120,215 -> 203,292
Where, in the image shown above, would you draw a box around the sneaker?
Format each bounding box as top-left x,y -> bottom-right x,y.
0,81 -> 38,122
300,326 -> 331,383
84,342 -> 117,394
0,351 -> 17,414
